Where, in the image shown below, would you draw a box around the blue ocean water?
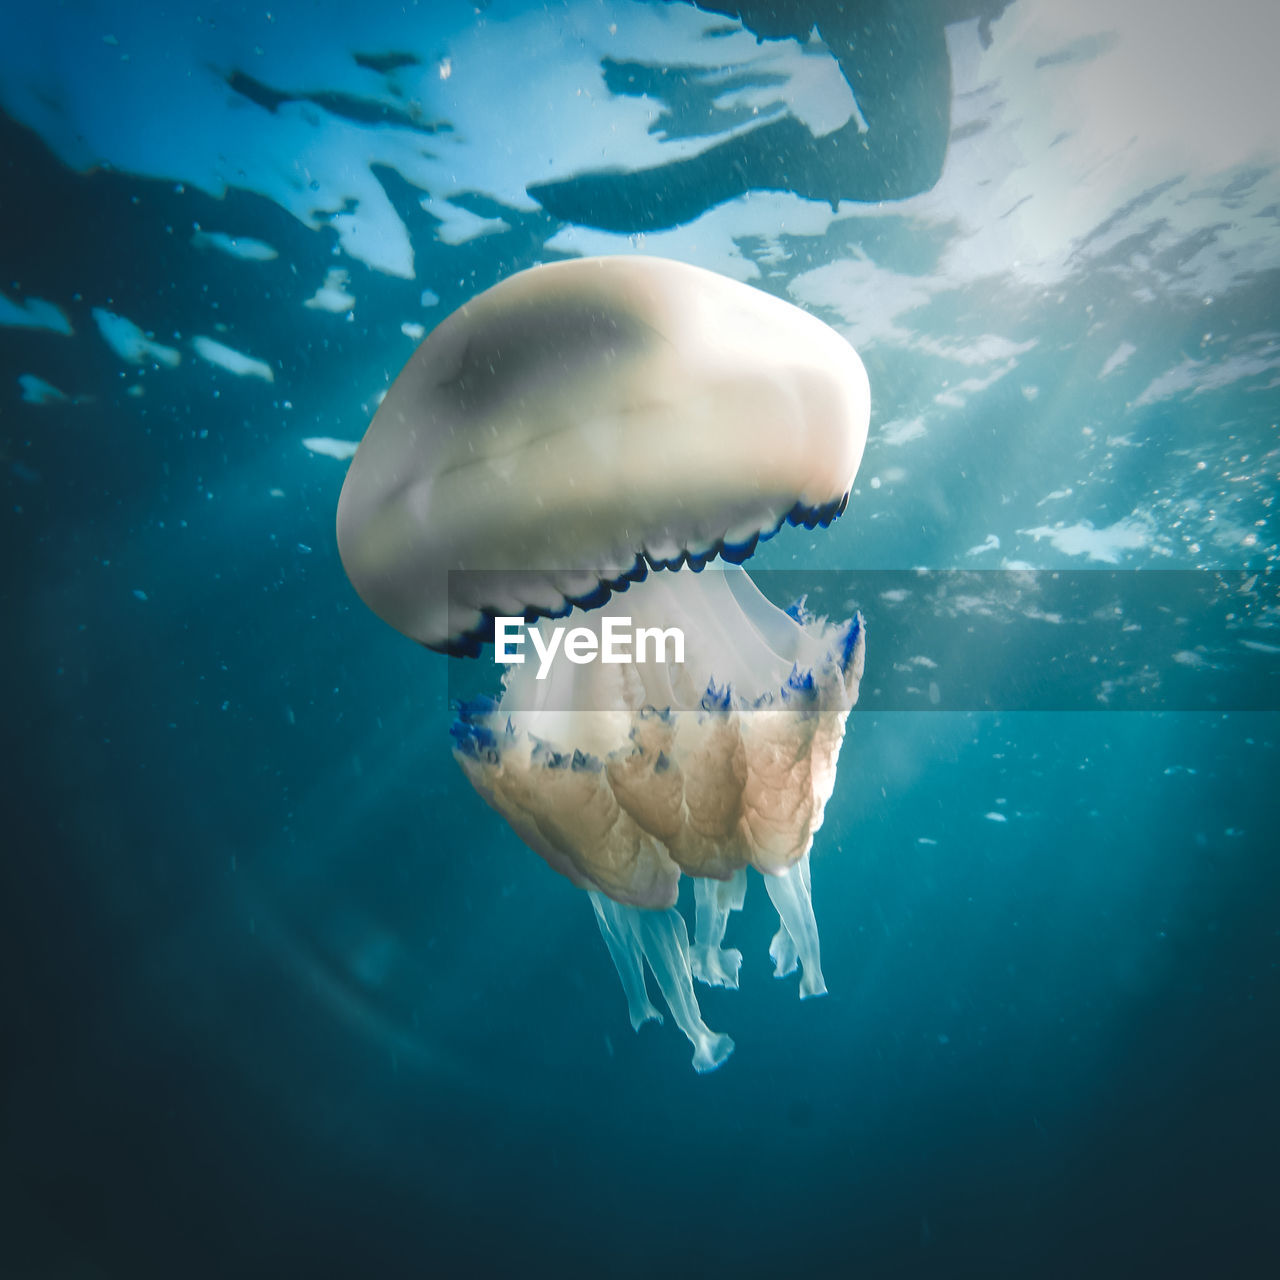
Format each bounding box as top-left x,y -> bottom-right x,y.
2,1 -> 1277,1275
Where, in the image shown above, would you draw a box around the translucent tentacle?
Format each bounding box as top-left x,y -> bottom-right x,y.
590,893 -> 663,1031
691,869 -> 747,989
768,920 -> 799,979
593,892 -> 734,1072
764,851 -> 827,998
630,905 -> 735,1073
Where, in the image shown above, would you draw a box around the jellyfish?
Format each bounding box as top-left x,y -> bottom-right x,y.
337,256 -> 869,1072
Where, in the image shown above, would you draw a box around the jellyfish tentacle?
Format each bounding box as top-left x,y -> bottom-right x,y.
594,895 -> 734,1073
691,870 -> 748,989
763,851 -> 827,999
769,921 -> 800,979
590,892 -> 663,1031
632,904 -> 735,1073
766,848 -> 805,980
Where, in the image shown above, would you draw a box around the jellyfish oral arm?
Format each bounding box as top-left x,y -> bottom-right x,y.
453,567 -> 865,1070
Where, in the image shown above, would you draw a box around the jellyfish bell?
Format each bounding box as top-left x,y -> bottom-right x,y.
337,256 -> 867,654
337,256 -> 870,1073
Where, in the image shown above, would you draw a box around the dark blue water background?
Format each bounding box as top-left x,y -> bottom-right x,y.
2,2 -> 1277,1275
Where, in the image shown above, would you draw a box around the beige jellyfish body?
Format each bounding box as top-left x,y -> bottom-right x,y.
337,256 -> 870,1073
